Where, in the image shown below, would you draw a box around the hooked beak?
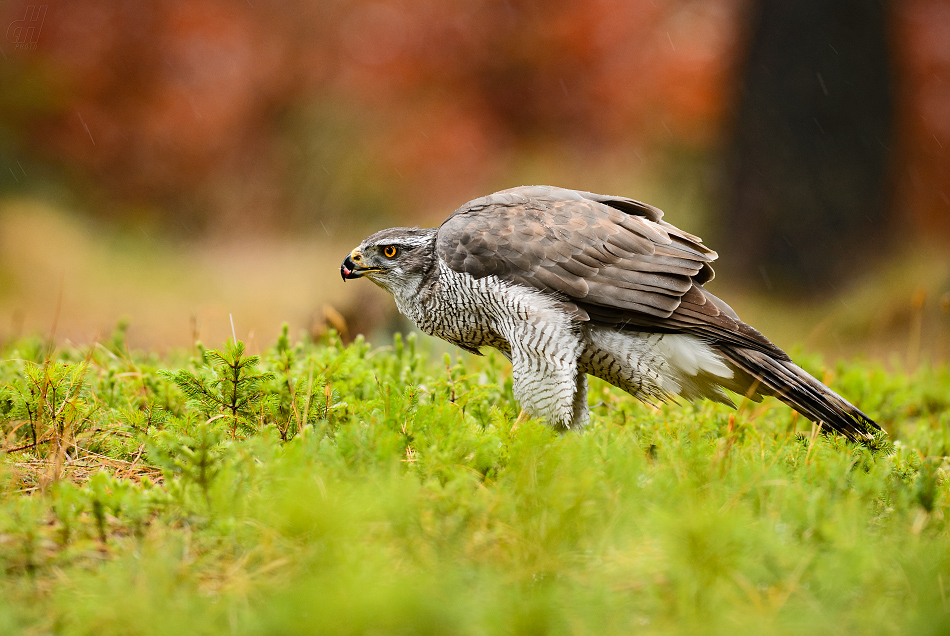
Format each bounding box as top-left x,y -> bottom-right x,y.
340,249 -> 380,281
340,254 -> 358,281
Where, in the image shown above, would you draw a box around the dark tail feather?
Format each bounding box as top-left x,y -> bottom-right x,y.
717,346 -> 881,442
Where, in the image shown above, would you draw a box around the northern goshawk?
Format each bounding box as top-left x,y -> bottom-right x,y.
340,186 -> 880,441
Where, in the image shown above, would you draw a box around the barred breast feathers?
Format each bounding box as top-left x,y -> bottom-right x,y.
394,262 -> 581,353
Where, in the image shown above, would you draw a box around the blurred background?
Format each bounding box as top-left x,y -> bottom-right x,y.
0,0 -> 947,364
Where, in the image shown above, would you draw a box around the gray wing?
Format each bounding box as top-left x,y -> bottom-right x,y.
437,185 -> 787,358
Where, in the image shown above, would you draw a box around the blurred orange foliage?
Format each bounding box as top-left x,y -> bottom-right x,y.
1,0 -> 742,226
0,0 -> 946,234
892,0 -> 950,234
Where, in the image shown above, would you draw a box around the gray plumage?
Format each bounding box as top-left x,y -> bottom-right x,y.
340,185 -> 880,441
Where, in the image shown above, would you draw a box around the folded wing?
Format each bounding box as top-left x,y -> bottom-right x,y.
437,185 -> 787,359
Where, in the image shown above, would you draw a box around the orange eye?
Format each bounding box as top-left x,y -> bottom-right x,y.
383,245 -> 398,258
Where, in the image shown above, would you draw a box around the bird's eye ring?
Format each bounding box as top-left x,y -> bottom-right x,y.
383,245 -> 398,258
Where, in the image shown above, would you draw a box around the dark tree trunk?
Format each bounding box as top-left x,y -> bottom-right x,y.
721,0 -> 895,296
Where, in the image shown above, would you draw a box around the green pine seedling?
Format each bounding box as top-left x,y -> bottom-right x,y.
263,323 -> 339,440
3,360 -> 91,455
268,324 -> 305,441
162,340 -> 275,439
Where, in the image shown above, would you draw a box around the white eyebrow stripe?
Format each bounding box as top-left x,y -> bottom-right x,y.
377,235 -> 432,248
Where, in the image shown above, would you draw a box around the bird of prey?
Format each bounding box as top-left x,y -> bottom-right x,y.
340,186 -> 880,441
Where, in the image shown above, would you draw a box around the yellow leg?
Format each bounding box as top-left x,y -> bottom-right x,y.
511,409 -> 530,432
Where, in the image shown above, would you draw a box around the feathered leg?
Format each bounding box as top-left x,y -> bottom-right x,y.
571,372 -> 590,428
509,346 -> 583,430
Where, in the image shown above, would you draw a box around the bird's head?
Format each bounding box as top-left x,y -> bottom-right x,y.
340,227 -> 438,294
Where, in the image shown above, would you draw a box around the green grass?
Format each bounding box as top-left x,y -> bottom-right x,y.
1,327 -> 949,635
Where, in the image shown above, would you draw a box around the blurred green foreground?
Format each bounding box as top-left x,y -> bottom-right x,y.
1,330 -> 949,635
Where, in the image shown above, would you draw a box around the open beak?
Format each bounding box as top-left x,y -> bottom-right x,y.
340,250 -> 381,281
340,254 -> 359,281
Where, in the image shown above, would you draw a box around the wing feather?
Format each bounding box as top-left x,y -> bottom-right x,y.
437,185 -> 786,357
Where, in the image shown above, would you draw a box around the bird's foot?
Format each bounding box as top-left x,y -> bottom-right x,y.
511,409 -> 530,432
